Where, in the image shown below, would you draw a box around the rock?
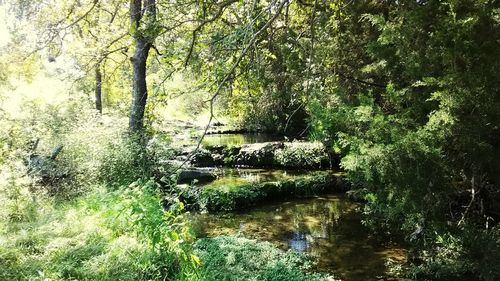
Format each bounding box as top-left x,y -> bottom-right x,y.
203,144 -> 227,154
177,169 -> 217,184
211,153 -> 225,166
274,141 -> 330,168
173,140 -> 338,169
213,141 -> 333,169
190,149 -> 215,167
234,142 -> 284,167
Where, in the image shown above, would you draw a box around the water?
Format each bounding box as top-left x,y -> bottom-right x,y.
189,195 -> 406,280
189,133 -> 405,279
202,168 -> 336,189
201,133 -> 285,146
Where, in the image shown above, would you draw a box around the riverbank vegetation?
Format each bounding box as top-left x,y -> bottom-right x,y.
1,0 -> 499,280
181,173 -> 344,212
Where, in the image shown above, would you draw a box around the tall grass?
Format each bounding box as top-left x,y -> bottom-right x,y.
0,77 -> 198,280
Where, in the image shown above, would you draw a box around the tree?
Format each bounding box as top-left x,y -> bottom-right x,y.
307,0 -> 500,279
129,0 -> 157,133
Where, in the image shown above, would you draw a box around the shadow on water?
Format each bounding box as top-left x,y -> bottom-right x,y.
189,195 -> 407,281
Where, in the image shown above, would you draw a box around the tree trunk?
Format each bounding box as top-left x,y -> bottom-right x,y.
128,0 -> 156,134
95,64 -> 102,114
129,40 -> 151,132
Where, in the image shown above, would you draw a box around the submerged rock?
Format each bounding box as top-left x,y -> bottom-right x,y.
177,169 -> 217,184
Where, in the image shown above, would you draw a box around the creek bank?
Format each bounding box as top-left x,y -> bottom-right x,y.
185,141 -> 338,169
178,173 -> 348,212
194,236 -> 336,281
169,135 -> 345,212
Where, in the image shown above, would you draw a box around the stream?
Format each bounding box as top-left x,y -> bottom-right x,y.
187,133 -> 407,280
203,168 -> 338,188
201,133 -> 285,147
189,195 -> 406,280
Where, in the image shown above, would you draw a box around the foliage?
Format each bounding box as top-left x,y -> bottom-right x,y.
194,236 -> 335,281
193,1 -> 318,135
307,0 -> 500,279
0,59 -> 196,280
0,180 -> 198,281
183,174 -> 343,212
2,0 -> 500,279
274,141 -> 329,168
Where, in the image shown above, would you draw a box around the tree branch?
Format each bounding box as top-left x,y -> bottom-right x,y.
335,71 -> 387,88
184,0 -> 238,67
172,0 -> 288,173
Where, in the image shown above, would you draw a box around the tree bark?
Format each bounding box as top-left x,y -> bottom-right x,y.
129,40 -> 151,132
95,64 -> 102,114
128,0 -> 156,133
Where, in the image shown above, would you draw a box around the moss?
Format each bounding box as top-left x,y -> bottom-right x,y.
274,142 -> 329,168
194,236 -> 336,281
201,141 -> 336,169
187,174 -> 347,212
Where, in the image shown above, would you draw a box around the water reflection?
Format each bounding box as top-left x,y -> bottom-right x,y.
189,195 -> 406,280
289,231 -> 310,252
202,168 -> 335,189
201,133 -> 285,146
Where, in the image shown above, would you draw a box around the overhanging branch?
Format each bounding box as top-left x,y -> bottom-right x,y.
171,0 -> 288,174
184,0 -> 238,67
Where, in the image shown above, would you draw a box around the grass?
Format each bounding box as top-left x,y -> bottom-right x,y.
0,183 -> 195,281
194,236 -> 338,281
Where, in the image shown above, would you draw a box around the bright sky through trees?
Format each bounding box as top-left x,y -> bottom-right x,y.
0,5 -> 10,48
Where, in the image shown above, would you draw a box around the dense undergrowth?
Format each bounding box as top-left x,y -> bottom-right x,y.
0,183 -> 196,280
0,99 -> 198,280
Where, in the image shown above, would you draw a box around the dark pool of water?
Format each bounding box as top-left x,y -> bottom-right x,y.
189,195 -> 406,281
